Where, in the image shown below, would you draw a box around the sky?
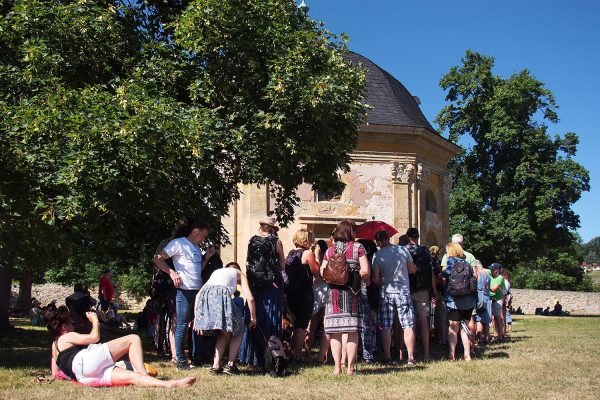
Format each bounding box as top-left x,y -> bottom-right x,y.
305,0 -> 599,242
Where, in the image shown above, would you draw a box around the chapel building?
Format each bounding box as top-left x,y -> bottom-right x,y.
221,52 -> 461,263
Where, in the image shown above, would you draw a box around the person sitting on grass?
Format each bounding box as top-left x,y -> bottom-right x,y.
193,262 -> 257,375
48,311 -> 195,388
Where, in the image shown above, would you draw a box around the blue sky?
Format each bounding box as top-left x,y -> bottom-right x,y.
305,0 -> 599,242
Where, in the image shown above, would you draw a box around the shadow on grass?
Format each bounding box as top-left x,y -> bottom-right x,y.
483,351 -> 509,359
359,365 -> 426,375
503,335 -> 532,343
0,318 -> 149,370
0,324 -> 51,369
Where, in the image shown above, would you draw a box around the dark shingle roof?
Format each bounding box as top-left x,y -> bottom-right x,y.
344,52 -> 436,132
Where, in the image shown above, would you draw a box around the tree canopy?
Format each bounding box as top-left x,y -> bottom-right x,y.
583,237 -> 600,265
0,0 -> 367,329
436,50 -> 591,291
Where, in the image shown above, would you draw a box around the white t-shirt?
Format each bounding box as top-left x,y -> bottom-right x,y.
205,268 -> 238,294
163,237 -> 203,290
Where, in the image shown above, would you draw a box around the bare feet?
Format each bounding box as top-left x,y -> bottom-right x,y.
167,377 -> 196,388
347,368 -> 356,376
333,367 -> 341,375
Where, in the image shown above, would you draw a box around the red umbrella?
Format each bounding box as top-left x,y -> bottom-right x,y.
355,221 -> 398,241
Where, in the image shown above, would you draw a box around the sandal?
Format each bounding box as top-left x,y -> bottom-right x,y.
406,359 -> 416,368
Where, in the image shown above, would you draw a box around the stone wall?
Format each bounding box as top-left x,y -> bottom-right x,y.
511,288 -> 600,315
12,285 -> 600,316
10,283 -> 148,311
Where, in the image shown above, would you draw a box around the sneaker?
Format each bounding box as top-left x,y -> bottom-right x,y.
208,367 -> 223,376
223,364 -> 240,375
176,361 -> 192,371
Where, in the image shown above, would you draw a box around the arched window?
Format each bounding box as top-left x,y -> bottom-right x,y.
425,190 -> 438,213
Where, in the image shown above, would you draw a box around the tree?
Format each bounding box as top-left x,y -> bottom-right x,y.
0,0 -> 367,330
583,237 -> 600,265
436,50 -> 590,290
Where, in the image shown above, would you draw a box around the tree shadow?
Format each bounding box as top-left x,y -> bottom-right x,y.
0,325 -> 51,369
503,335 -> 532,343
0,318 -> 150,370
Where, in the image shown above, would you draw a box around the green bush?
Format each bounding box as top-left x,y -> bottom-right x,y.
44,258 -> 113,289
117,264 -> 152,298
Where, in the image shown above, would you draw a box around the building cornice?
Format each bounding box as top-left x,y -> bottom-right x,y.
357,124 -> 462,158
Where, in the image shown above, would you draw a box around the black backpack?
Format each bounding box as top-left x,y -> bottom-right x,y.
406,244 -> 433,293
246,235 -> 281,289
264,334 -> 288,377
149,261 -> 175,299
447,259 -> 477,297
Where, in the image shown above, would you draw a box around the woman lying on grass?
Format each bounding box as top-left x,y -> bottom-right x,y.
48,311 -> 195,388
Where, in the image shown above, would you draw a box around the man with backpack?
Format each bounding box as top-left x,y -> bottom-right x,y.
372,230 -> 417,366
404,228 -> 438,362
245,216 -> 286,371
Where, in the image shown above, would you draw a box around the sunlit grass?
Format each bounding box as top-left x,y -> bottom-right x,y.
1,316 -> 599,399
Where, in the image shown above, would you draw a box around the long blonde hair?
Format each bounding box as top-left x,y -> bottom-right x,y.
445,242 -> 465,258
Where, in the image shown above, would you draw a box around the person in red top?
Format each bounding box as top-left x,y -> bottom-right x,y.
99,269 -> 114,312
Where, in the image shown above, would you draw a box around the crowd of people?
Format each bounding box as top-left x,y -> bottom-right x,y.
44,216 -> 515,387
146,217 -> 514,375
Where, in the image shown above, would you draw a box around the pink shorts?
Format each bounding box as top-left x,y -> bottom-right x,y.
72,343 -> 115,386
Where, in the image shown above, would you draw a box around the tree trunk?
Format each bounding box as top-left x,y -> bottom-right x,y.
17,266 -> 32,315
0,230 -> 16,332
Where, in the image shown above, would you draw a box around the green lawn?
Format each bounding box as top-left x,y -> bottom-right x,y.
588,270 -> 600,286
1,316 -> 599,399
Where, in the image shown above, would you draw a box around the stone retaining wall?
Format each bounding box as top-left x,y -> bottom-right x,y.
10,283 -> 148,311
511,288 -> 600,315
11,285 -> 600,315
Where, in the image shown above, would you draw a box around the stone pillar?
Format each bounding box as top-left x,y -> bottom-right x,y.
416,163 -> 430,245
391,162 -> 414,236
440,175 -> 452,244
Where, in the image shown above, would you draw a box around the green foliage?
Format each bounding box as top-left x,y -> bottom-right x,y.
117,264 -> 153,298
44,258 -> 111,289
0,0 -> 366,321
436,51 -> 590,291
582,236 -> 600,264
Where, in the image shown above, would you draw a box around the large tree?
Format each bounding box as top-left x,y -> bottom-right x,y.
583,237 -> 600,265
436,50 -> 590,290
0,0 -> 367,330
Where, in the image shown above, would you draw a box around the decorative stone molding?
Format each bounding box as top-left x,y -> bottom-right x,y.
416,163 -> 431,185
441,175 -> 452,194
391,162 -> 414,183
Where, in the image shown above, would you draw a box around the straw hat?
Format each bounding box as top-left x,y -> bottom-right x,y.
259,216 -> 279,231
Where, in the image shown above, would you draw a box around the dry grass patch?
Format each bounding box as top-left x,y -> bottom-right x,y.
1,316 -> 599,399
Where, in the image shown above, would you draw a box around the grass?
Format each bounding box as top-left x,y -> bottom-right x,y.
1,316 -> 600,400
588,270 -> 600,286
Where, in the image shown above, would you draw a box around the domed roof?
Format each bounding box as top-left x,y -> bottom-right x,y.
344,52 -> 436,132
